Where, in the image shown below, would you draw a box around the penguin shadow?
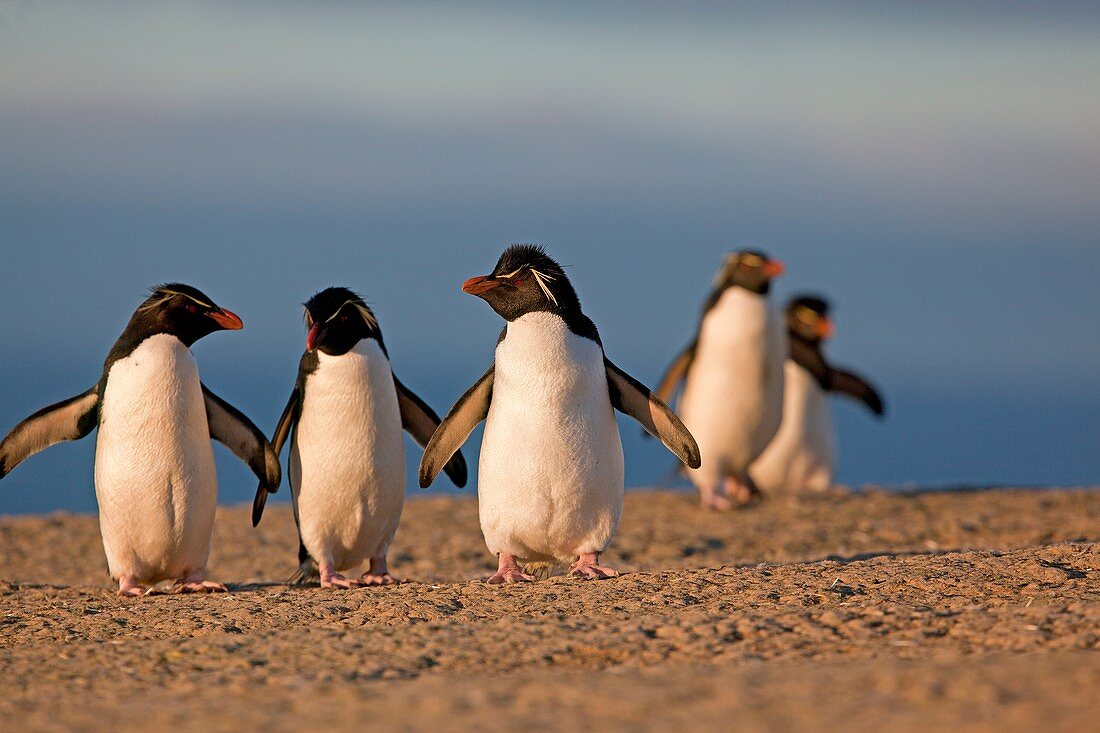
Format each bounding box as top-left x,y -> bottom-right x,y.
798,547 -> 973,566
219,581 -> 302,594
222,579 -> 418,593
64,580 -> 417,598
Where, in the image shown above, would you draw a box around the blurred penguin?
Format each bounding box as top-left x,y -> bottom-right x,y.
656,250 -> 786,509
749,295 -> 884,494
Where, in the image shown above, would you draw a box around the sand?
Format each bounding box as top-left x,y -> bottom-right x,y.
1,487 -> 1097,732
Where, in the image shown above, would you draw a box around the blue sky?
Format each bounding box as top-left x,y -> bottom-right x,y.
1,2 -> 1098,512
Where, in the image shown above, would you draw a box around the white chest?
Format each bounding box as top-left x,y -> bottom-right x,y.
749,362 -> 835,493
99,334 -> 206,433
94,334 -> 217,581
781,363 -> 831,436
492,312 -> 609,415
679,288 -> 787,477
693,288 -> 781,380
97,334 -> 212,471
292,339 -> 406,568
478,312 -> 624,562
296,340 -> 402,450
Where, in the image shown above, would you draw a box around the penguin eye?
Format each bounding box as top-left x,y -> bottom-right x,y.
340,314 -> 349,322
186,304 -> 198,314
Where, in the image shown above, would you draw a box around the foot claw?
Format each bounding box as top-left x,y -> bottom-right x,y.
701,495 -> 736,511
703,475 -> 763,510
568,552 -> 619,580
727,485 -> 762,507
116,586 -> 146,597
486,569 -> 535,584
321,573 -> 361,589
568,562 -> 619,580
361,573 -> 401,586
174,580 -> 228,594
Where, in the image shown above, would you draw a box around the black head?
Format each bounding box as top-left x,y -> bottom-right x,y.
714,250 -> 785,295
303,287 -> 381,356
461,244 -> 581,321
786,294 -> 834,343
125,283 -> 243,347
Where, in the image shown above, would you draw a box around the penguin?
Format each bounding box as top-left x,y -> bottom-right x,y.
655,250 -> 786,510
251,287 -> 467,589
749,295 -> 884,494
0,283 -> 280,596
419,245 -> 700,583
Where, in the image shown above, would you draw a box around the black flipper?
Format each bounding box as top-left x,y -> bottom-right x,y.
829,368 -> 886,416
251,386 -> 301,526
604,358 -> 701,469
788,338 -> 885,417
788,338 -> 831,390
393,375 -> 468,487
0,387 -> 99,479
202,385 -> 281,499
418,365 -> 495,488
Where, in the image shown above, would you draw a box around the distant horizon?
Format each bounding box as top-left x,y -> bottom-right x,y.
1,356 -> 1095,515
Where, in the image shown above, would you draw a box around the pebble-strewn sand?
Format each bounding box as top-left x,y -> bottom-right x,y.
1,488 -> 1097,732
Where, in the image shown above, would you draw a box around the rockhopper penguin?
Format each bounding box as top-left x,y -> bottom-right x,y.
655,250 -> 786,509
0,284 -> 280,596
251,287 -> 467,588
749,295 -> 884,494
419,245 -> 700,583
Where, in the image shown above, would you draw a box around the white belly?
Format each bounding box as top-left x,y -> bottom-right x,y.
291,340 -> 405,572
478,312 -> 624,563
94,334 -> 217,582
749,362 -> 835,494
679,288 -> 786,489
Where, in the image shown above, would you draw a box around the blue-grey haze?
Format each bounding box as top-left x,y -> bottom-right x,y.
1,2 -> 1097,514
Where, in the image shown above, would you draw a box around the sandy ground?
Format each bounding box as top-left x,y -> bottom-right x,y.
1,487 -> 1097,732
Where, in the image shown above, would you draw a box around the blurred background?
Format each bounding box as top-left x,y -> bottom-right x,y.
1,1 -> 1097,514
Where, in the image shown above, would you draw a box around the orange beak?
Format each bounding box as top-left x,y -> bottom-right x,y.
462,275 -> 501,295
306,323 -> 320,351
815,316 -> 834,340
207,308 -> 243,330
762,260 -> 785,278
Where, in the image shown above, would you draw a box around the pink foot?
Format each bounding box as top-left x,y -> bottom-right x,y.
175,580 -> 228,593
117,576 -> 148,597
321,573 -> 361,589
174,571 -> 228,594
361,556 -> 401,586
701,474 -> 762,510
486,553 -> 535,584
320,561 -> 361,589
700,483 -> 735,511
568,552 -> 619,580
725,473 -> 762,507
